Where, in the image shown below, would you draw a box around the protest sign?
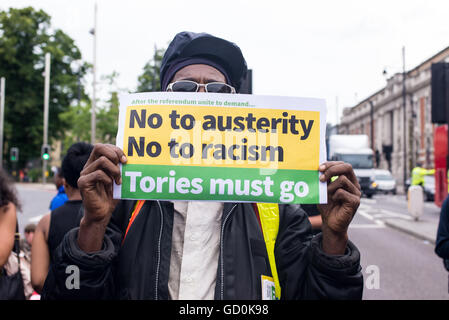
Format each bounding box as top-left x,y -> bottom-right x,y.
113,92 -> 327,204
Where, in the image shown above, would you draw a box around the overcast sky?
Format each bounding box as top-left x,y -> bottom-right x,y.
2,0 -> 449,124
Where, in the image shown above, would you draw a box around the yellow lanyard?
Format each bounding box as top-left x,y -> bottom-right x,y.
257,203 -> 281,300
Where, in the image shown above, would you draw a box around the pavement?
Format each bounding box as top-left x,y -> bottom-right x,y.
15,182 -> 56,191
382,216 -> 438,244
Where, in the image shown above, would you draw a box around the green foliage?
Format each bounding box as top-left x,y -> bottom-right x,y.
27,164 -> 52,183
136,46 -> 165,92
59,71 -> 121,152
58,101 -> 91,153
27,167 -> 41,183
0,7 -> 88,167
95,71 -> 120,145
97,91 -> 119,145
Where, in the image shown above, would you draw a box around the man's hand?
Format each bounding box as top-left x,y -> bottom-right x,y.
317,161 -> 361,255
77,143 -> 127,252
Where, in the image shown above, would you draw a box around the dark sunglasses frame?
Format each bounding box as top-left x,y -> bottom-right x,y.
166,80 -> 236,94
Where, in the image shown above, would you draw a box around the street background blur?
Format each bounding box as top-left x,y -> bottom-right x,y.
1,0 -> 449,299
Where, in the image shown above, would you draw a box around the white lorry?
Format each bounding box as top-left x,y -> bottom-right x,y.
328,134 -> 377,198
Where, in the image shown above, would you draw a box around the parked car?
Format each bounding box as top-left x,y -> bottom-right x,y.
374,169 -> 396,194
422,175 -> 435,201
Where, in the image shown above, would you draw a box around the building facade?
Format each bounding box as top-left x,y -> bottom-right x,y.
338,46 -> 449,193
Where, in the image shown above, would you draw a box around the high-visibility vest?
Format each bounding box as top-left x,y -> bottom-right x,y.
122,201 -> 281,300
411,167 -> 425,186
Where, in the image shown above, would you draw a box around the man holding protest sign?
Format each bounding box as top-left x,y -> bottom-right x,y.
42,32 -> 363,300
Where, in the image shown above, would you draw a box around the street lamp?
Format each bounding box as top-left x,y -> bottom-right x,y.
381,49 -> 408,189
402,46 -> 407,190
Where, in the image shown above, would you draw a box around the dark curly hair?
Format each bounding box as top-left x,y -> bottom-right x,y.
0,168 -> 21,212
62,142 -> 94,189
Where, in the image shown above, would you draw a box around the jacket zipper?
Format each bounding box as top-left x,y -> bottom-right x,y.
155,200 -> 164,300
220,204 -> 237,300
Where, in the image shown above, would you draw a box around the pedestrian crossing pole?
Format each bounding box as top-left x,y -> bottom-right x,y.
42,53 -> 51,184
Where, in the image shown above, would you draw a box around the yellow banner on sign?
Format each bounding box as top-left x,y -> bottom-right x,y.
123,105 -> 320,170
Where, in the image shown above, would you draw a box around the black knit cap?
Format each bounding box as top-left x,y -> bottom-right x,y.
160,31 -> 247,92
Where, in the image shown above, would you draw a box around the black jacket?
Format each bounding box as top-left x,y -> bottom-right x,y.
41,200 -> 363,300
435,196 -> 449,271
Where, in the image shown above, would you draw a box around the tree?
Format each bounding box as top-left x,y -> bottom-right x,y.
0,7 -> 88,167
136,45 -> 165,92
59,71 -> 122,150
58,101 -> 92,152
60,45 -> 166,153
96,91 -> 119,145
96,72 -> 121,145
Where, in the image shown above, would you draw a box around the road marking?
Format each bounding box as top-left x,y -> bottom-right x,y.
355,209 -> 386,227
357,209 -> 373,220
372,210 -> 413,220
349,224 -> 385,229
359,199 -> 414,221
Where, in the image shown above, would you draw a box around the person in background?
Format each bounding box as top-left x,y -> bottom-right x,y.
0,168 -> 28,299
0,169 -> 19,269
49,167 -> 68,211
411,162 -> 425,187
20,223 -> 36,299
22,224 -> 36,254
31,142 -> 93,293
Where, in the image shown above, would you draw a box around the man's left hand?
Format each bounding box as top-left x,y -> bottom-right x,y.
317,161 -> 361,255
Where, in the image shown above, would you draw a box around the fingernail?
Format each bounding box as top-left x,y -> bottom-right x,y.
319,175 -> 325,181
319,165 -> 325,171
121,155 -> 127,163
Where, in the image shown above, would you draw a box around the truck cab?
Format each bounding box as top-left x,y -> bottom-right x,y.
328,135 -> 377,198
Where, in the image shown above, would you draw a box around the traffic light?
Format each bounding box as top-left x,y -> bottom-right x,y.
42,144 -> 50,160
431,63 -> 449,124
10,147 -> 19,162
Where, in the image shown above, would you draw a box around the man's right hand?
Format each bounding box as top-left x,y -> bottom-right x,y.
77,144 -> 127,252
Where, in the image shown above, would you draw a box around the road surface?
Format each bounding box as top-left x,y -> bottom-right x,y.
14,184 -> 449,299
350,194 -> 448,299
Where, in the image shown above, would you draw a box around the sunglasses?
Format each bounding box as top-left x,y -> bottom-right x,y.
166,80 -> 236,94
